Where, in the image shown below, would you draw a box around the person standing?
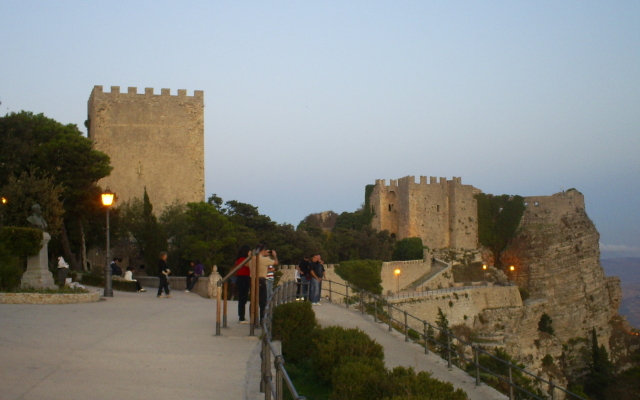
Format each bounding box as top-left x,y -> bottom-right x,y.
157,252 -> 171,298
309,254 -> 325,305
185,259 -> 204,292
254,244 -> 278,322
296,256 -> 311,301
235,245 -> 252,324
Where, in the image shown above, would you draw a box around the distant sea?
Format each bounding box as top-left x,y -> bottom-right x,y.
601,257 -> 640,329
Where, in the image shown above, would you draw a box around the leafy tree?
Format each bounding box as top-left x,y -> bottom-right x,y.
435,307 -> 456,360
475,193 -> 525,269
0,111 -> 112,270
0,172 -> 64,235
335,260 -> 383,294
117,189 -> 167,276
392,237 -> 424,261
584,328 -> 615,400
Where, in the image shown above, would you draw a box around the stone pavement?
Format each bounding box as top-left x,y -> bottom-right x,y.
0,288 -> 259,400
1,288 -> 508,400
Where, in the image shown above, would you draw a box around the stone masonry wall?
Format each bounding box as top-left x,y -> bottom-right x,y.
87,86 -> 205,212
370,176 -> 480,250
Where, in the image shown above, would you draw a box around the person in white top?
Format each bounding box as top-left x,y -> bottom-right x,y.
124,266 -> 146,292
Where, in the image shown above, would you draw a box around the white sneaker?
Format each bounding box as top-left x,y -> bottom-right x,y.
184,290 -> 189,293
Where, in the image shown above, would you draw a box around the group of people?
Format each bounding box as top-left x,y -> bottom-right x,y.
156,252 -> 204,298
110,257 -> 146,292
295,254 -> 325,305
108,254 -> 204,296
234,244 -> 279,324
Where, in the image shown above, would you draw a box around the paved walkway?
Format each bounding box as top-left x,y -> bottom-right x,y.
0,288 -> 258,400
1,289 -> 507,400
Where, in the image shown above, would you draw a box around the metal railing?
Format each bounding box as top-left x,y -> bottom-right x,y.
321,280 -> 586,400
259,280 -> 309,400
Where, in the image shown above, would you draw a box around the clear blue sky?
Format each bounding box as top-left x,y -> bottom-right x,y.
1,1 -> 638,258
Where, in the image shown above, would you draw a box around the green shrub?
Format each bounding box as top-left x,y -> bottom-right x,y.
542,354 -> 554,366
335,260 -> 383,294
382,366 -> 468,400
272,301 -> 318,362
0,244 -> 23,291
331,359 -> 386,400
392,237 -> 424,261
538,313 -> 555,335
0,226 -> 43,258
312,326 -> 384,382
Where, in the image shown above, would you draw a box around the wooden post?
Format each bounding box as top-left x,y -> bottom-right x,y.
215,279 -> 222,335
250,255 -> 257,336
404,311 -> 409,342
223,282 -> 228,328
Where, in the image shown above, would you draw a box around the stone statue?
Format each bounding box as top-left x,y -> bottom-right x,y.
26,204 -> 48,231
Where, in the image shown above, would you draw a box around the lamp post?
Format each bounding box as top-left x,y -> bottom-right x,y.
394,268 -> 401,293
102,188 -> 115,297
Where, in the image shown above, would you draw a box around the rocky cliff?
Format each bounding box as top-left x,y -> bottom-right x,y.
473,190 -> 622,382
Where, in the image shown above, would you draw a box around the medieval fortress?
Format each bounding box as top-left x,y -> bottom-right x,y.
370,176 -> 481,250
87,86 -> 205,210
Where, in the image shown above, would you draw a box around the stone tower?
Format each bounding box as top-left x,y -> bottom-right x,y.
87,86 -> 205,211
369,176 -> 481,250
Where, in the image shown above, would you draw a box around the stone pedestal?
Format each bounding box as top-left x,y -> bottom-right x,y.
21,232 -> 56,289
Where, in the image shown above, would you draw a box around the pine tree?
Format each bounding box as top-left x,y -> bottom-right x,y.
584,328 -> 615,400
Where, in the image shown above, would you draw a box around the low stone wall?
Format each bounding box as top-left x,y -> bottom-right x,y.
381,260 -> 432,295
390,285 -> 523,330
0,290 -> 102,305
136,276 -> 211,298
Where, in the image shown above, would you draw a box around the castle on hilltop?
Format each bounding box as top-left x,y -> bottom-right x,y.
86,85 -> 205,211
369,176 -> 481,250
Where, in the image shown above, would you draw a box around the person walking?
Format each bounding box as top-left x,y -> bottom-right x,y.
157,252 -> 171,298
235,245 -> 252,323
296,256 -> 311,301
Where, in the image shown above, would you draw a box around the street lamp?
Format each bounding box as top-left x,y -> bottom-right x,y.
102,188 -> 115,297
394,268 -> 401,293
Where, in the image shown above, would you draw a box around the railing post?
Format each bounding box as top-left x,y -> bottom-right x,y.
223,282 -> 228,328
215,279 -> 222,335
404,311 -> 409,342
374,297 -> 378,322
423,321 -> 429,354
345,285 -> 349,308
447,334 -> 452,368
261,335 -> 269,395
549,380 -> 555,400
360,292 -> 364,314
328,280 -> 332,302
388,303 -> 392,332
275,355 -> 284,400
508,362 -> 514,400
474,347 -> 480,386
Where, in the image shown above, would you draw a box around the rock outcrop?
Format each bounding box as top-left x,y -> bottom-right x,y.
473,189 -> 622,382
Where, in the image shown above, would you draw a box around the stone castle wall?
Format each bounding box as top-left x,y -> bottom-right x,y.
87,85 -> 205,212
369,176 -> 480,250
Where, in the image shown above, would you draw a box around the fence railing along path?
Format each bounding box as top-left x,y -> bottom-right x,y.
217,274 -> 587,400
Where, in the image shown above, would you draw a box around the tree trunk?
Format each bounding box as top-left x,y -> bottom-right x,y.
79,221 -> 88,272
60,221 -> 80,271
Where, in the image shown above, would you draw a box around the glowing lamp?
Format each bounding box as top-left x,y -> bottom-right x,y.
394,269 -> 401,276
1,197 -> 6,204
510,265 -> 515,271
101,188 -> 115,207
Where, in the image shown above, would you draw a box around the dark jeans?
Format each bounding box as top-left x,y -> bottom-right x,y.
259,278 -> 267,322
237,275 -> 251,320
296,278 -> 309,300
186,273 -> 200,291
157,276 -> 170,296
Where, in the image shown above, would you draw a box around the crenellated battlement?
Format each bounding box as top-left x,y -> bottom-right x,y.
376,175 -> 461,189
92,85 -> 204,98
